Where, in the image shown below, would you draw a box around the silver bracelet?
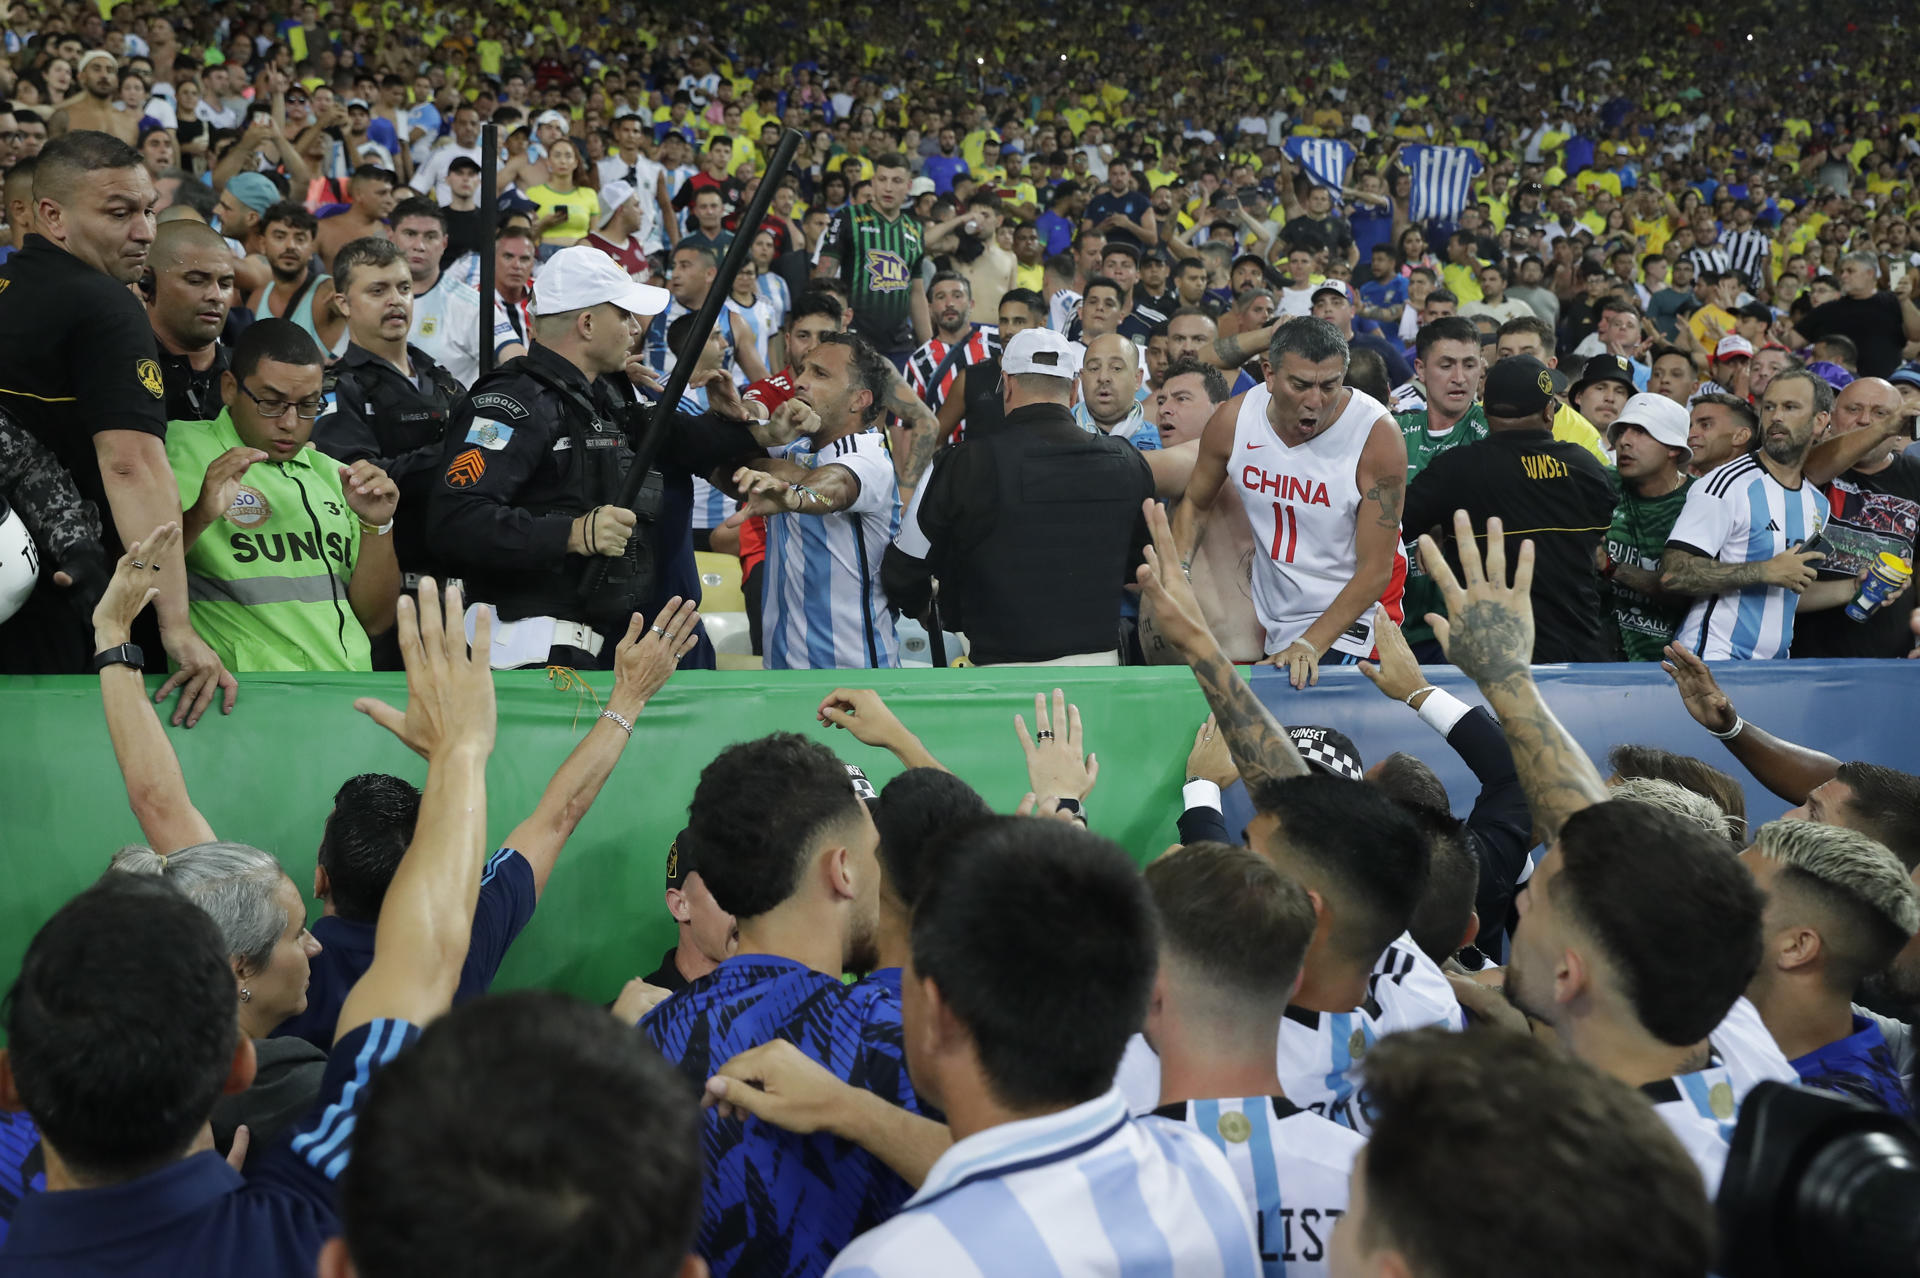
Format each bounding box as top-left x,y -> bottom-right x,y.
1403,684 -> 1438,707
600,709 -> 634,737
1707,716 -> 1745,741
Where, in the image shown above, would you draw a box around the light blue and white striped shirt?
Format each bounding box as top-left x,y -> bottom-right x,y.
825,1088 -> 1262,1278
764,430 -> 902,670
1283,138 -> 1356,200
1155,1096 -> 1363,1278
1117,934 -> 1462,1136
1403,145 -> 1485,222
1668,453 -> 1830,660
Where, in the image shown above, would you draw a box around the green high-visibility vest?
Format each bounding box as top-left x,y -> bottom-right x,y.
167,411 -> 371,671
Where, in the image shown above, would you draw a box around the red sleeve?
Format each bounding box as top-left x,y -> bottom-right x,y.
739,514 -> 767,573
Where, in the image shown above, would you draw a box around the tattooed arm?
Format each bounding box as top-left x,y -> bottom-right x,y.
1659,545 -> 1823,596
882,363 -> 943,489
1418,511 -> 1606,841
1136,498 -> 1309,789
1203,321 -> 1279,370
1290,415 -> 1407,667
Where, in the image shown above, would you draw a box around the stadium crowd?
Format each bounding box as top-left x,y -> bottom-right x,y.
2,0 -> 1920,1276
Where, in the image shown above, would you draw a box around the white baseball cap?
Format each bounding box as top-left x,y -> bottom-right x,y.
1608,392 -> 1693,461
1713,334 -> 1755,361
534,109 -> 570,130
532,245 -> 670,317
1003,328 -> 1082,379
596,180 -> 637,228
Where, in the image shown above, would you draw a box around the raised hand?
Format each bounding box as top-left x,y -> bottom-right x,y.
1357,605 -> 1429,703
1417,511 -> 1535,686
611,598 -> 701,704
1135,498 -> 1215,659
353,578 -> 497,760
92,522 -> 176,642
339,461 -> 399,527
192,447 -> 267,531
1184,714 -> 1238,789
1014,687 -> 1099,802
1659,643 -> 1738,734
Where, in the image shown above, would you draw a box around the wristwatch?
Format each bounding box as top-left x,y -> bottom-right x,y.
92,642 -> 145,672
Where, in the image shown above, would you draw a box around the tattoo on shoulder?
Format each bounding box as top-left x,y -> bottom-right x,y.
1365,473 -> 1404,529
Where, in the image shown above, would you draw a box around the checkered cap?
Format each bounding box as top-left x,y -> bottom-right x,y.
1287,725 -> 1365,781
847,764 -> 878,802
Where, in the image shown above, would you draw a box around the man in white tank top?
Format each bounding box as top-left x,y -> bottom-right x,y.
1171,317 -> 1408,687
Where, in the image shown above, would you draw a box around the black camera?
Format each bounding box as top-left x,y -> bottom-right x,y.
1716,1081 -> 1920,1278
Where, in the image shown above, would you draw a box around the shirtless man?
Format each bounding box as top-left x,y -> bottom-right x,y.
49,51 -> 137,145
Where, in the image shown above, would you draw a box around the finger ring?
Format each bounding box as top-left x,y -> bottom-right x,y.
1037,730 -> 1054,741
130,560 -> 146,569
649,625 -> 666,636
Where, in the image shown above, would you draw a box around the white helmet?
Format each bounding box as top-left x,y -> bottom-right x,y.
0,497 -> 40,625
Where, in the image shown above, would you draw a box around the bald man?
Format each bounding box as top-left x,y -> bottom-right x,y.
1795,376 -> 1920,658
1075,331 -> 1160,449
146,220 -> 238,421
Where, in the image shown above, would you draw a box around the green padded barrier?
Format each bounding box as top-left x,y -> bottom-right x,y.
0,668 -> 1209,1010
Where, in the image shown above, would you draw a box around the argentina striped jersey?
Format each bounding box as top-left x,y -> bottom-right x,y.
1155,1097 -> 1361,1277
825,1088 -> 1262,1278
763,430 -> 902,669
1115,935 -> 1461,1138
1403,146 -> 1484,222
1668,453 -> 1829,659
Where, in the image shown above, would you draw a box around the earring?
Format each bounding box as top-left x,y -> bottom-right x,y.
240,987 -> 252,1003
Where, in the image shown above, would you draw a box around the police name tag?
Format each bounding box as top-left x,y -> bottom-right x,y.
465,419 -> 514,450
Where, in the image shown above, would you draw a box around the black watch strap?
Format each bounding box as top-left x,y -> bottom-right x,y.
92,643 -> 144,673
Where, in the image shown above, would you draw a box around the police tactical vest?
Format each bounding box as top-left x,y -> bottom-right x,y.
494,357 -> 664,626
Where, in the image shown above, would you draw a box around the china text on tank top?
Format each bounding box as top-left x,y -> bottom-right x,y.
1229,383 -> 1407,658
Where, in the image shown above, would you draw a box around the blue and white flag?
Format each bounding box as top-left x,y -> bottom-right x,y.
1284,136 -> 1356,198
1404,145 -> 1485,222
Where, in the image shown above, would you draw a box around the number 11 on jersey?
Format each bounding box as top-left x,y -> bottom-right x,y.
1270,502 -> 1298,563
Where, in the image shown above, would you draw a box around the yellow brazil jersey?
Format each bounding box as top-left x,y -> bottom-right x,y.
1552,403 -> 1610,464
1576,170 -> 1622,199
1442,261 -> 1485,304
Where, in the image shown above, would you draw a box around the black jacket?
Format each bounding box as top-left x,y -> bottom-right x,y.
882,401 -> 1152,664
312,342 -> 464,578
425,344 -> 762,663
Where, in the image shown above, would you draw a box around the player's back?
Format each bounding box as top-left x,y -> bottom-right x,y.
640,955 -> 918,1278
1151,1096 -> 1363,1277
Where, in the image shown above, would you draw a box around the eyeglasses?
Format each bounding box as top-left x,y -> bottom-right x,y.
239,380 -> 325,420
286,95 -> 310,105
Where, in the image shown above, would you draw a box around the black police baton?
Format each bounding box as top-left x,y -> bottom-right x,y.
477,122 -> 499,376
580,128 -> 806,602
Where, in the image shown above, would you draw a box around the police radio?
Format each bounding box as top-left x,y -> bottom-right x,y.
578,126 -> 807,604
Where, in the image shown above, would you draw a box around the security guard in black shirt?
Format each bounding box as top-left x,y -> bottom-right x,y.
311,237 -> 464,592
144,219 -> 236,423
428,245 -> 768,669
0,131 -> 233,726
884,328 -> 1154,665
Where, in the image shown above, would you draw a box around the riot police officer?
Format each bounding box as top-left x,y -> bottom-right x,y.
312,237 -> 463,596
428,245 -> 769,669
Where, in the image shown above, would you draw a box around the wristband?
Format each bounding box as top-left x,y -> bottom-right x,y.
1415,687 -> 1475,736
792,484 -> 826,509
359,518 -> 394,537
1051,795 -> 1087,825
600,709 -> 634,736
1707,716 -> 1746,741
